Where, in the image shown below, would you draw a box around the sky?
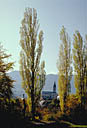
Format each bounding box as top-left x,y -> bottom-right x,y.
0,0 -> 87,74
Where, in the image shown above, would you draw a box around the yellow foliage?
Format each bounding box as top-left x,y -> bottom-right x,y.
57,26 -> 72,113
66,94 -> 80,115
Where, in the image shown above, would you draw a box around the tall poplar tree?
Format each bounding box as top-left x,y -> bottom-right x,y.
83,35 -> 87,107
19,8 -> 46,119
57,26 -> 72,112
84,35 -> 87,98
73,31 -> 84,106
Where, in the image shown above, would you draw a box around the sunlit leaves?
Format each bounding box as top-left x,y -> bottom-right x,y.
57,26 -> 72,112
73,31 -> 87,107
19,8 -> 45,115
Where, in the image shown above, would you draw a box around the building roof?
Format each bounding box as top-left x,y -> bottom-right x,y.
42,91 -> 57,94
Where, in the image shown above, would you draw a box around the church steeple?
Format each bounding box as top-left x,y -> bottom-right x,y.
53,82 -> 56,93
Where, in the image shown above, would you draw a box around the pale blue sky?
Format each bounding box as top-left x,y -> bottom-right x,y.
0,0 -> 87,74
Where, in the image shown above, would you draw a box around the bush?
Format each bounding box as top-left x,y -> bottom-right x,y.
63,94 -> 87,124
65,94 -> 80,115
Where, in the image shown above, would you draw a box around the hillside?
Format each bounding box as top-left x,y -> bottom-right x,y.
8,71 -> 75,98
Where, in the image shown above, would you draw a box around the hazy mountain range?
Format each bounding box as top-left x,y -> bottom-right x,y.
8,71 -> 75,98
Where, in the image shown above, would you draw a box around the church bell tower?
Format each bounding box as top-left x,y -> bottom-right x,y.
53,82 -> 56,93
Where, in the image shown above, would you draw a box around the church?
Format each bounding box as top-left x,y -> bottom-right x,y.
42,82 -> 58,100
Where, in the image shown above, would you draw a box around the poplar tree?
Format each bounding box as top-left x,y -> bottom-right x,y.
73,31 -> 85,107
83,35 -> 87,106
57,26 -> 72,112
84,35 -> 87,97
19,8 -> 46,119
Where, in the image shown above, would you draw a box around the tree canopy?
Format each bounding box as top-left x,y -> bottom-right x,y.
19,8 -> 46,119
0,43 -> 14,99
57,26 -> 72,112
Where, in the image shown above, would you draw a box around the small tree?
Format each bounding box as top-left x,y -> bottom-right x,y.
0,75 -> 13,99
19,8 -> 46,119
0,43 -> 14,99
57,26 -> 72,113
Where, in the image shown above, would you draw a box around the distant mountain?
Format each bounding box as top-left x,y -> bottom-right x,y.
43,74 -> 75,93
8,71 -> 26,98
8,71 -> 75,98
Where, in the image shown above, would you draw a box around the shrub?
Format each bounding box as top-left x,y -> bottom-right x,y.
65,94 -> 80,115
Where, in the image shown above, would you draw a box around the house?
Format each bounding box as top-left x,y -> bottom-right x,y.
42,82 -> 58,100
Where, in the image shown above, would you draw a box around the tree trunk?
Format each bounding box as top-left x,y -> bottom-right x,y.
31,70 -> 35,120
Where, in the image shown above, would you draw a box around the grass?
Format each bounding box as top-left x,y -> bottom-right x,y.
61,120 -> 87,128
70,124 -> 87,128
